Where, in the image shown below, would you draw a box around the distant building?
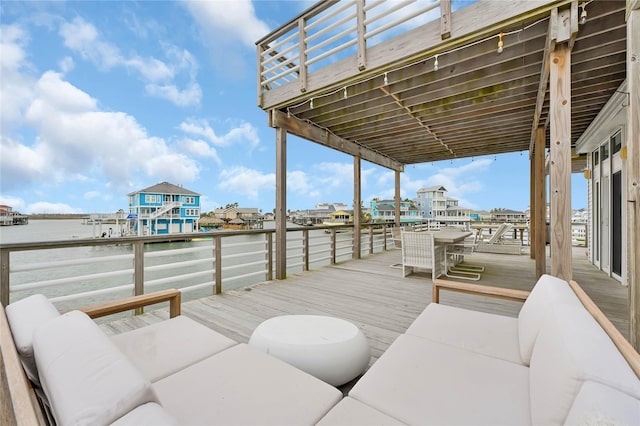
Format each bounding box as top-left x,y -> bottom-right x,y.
128,182 -> 200,236
490,209 -> 527,223
289,202 -> 348,225
0,205 -> 28,226
469,210 -> 491,222
211,207 -> 263,229
415,186 -> 470,227
370,199 -> 419,224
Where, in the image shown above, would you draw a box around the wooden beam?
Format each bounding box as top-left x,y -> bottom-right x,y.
353,156 -> 361,259
79,289 -> 182,319
549,43 -> 572,281
298,17 -> 307,93
528,18 -> 553,153
395,171 -> 401,228
530,148 -> 536,259
270,109 -> 403,172
275,126 -> 287,280
534,127 -> 547,278
626,8 -> 640,350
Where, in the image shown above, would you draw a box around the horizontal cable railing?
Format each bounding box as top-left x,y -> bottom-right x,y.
1,225 -> 394,313
257,0 -> 447,100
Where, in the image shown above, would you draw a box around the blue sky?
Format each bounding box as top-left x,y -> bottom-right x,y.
0,1 -> 587,215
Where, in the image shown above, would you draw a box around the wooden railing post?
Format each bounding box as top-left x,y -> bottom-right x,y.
133,242 -> 144,315
303,229 -> 310,271
298,17 -> 308,92
1,249 -> 9,307
214,235 -> 222,294
266,233 -> 273,281
369,226 -> 374,254
331,228 -> 337,264
356,0 -> 366,70
440,0 -> 452,39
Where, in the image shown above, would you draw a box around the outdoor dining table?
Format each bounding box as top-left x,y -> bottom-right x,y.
415,230 -> 474,278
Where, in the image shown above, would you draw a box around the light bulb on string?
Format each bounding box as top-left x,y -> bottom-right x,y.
497,32 -> 504,54
310,98 -> 314,109
343,87 -> 347,99
580,3 -> 587,25
433,55 -> 439,71
384,73 -> 388,86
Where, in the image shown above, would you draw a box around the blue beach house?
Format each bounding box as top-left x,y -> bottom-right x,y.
370,199 -> 419,224
128,182 -> 201,236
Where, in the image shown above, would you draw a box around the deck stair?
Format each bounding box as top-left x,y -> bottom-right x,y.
149,202 -> 181,219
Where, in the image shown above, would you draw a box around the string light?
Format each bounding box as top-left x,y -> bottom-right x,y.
343,87 -> 348,99
497,32 -> 504,54
433,55 -> 439,71
310,98 -> 314,109
580,2 -> 587,25
384,72 -> 388,86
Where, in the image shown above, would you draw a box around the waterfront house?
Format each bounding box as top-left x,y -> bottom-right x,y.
211,206 -> 263,229
370,199 -> 420,224
257,0 -> 640,346
128,182 -> 200,236
415,186 -> 471,227
490,208 -> 528,223
0,205 -> 28,226
290,202 -> 350,225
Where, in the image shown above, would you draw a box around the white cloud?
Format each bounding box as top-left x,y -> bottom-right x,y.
26,201 -> 81,214
2,70 -> 200,194
179,138 -> 221,163
183,0 -> 269,47
0,195 -> 26,211
58,16 -> 200,107
0,24 -> 35,132
179,119 -> 260,150
218,166 -> 274,199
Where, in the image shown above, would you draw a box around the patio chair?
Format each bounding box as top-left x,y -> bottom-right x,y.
401,231 -> 444,281
391,227 -> 402,248
476,223 -> 523,255
444,233 -> 484,281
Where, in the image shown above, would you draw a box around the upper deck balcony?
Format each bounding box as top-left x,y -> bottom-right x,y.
256,0 -> 627,166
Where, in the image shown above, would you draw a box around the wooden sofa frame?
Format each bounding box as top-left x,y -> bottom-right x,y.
1,289 -> 181,426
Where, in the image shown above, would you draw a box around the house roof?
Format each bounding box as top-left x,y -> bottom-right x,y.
130,182 -> 199,196
493,209 -> 525,215
418,186 -> 447,193
258,0 -> 626,173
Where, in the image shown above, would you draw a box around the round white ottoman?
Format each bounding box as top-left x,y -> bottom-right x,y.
248,315 -> 371,386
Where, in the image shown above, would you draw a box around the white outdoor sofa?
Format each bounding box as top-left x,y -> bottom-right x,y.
2,275 -> 640,425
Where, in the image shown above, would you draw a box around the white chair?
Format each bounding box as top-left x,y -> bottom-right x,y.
444,233 -> 484,281
401,231 -> 444,281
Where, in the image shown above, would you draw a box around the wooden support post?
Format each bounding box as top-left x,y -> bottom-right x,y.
549,43 -> 572,281
353,157 -> 361,259
626,6 -> 640,349
395,170 -> 401,228
535,127 -> 547,278
266,233 -> 273,281
275,126 -> 287,280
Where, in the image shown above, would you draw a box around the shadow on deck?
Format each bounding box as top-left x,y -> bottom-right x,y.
100,245 -> 627,370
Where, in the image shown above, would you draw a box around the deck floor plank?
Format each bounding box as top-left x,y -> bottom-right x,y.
99,245 -> 629,369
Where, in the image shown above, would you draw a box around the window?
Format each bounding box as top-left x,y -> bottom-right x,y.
601,142 -> 609,161
593,149 -> 599,167
184,196 -> 195,204
612,131 -> 622,155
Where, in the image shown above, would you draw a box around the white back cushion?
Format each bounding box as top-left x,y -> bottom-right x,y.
34,310 -> 158,426
529,305 -> 640,425
518,274 -> 582,364
5,294 -> 60,384
564,381 -> 640,426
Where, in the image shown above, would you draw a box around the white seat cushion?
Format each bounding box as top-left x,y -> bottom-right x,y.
5,294 -> 60,384
317,397 -> 406,425
33,310 -> 157,426
111,315 -> 236,382
349,334 -> 531,425
154,343 -> 342,425
518,274 -> 582,365
111,402 -> 178,426
406,303 -> 522,364
529,305 -> 640,425
564,381 -> 640,426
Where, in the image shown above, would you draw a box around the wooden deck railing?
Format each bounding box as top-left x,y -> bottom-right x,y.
0,224 -> 393,309
257,0 -> 451,106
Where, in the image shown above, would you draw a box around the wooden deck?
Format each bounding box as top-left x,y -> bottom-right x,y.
100,245 -> 629,370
